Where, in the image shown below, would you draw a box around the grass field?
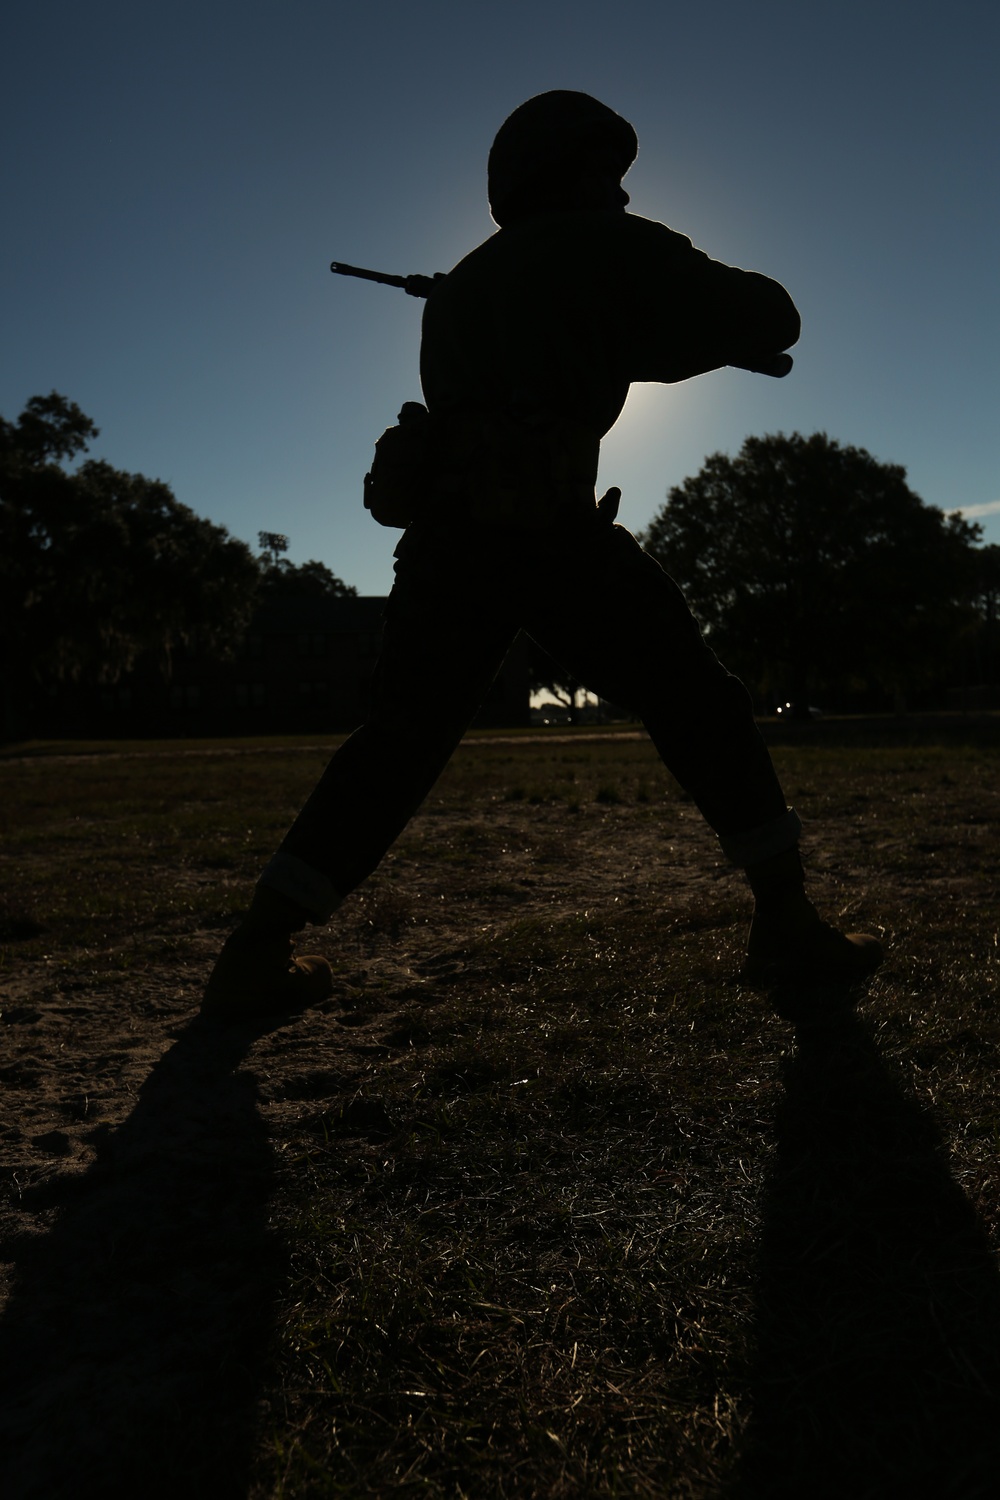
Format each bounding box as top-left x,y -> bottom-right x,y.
1,725 -> 999,1497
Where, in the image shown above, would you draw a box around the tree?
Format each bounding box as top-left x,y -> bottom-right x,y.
526,636 -> 586,722
1,392 -> 260,730
0,391 -> 102,468
965,542 -> 1000,693
639,432 -> 981,712
256,531 -> 357,602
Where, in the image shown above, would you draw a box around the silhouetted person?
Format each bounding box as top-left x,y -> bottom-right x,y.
204,91 -> 881,1018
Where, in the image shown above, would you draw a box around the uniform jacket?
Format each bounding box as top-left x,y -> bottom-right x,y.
420,208 -> 801,440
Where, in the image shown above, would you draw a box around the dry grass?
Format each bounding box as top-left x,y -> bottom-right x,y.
1,724 -> 999,1497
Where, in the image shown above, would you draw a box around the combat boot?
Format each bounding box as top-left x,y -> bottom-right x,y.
202,886 -> 334,1020
741,848 -> 883,988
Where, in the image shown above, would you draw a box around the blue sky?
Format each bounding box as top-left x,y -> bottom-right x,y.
4,0 -> 997,596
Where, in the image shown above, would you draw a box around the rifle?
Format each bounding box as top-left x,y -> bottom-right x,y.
330,259 -> 793,378
330,261 -> 443,299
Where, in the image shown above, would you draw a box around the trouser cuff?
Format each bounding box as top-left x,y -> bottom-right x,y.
717,807 -> 802,867
257,852 -> 344,922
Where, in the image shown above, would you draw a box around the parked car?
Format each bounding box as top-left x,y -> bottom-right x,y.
775,701 -> 823,720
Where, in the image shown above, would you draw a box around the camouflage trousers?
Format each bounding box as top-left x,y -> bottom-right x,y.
262,512 -> 797,920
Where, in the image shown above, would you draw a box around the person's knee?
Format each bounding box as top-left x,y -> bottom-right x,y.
631,666 -> 753,742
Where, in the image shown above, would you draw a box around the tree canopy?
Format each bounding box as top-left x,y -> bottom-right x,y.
0,393 -> 354,732
255,532 -> 357,602
639,432 -> 981,711
1,394 -> 261,707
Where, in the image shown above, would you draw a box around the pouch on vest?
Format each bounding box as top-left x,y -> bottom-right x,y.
363,401 -> 601,531
363,402 -> 435,529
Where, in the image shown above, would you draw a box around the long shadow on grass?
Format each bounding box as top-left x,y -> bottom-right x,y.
735,1012 -> 1000,1499
0,1014 -> 281,1500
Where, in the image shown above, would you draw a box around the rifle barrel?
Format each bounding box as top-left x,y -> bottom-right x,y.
330,261 -> 407,289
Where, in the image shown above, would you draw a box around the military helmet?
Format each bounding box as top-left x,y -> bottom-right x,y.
487,90 -> 638,226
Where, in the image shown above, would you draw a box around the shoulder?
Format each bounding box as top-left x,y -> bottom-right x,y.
468,214 -> 663,286
616,213 -> 700,260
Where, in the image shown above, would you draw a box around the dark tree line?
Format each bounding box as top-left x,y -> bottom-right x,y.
1,393 -> 354,735
640,432 -> 987,714
968,542 -> 1000,692
255,530 -> 357,602
5,398 -> 993,737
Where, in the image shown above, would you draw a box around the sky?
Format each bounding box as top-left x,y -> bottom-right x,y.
4,0 -> 997,597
